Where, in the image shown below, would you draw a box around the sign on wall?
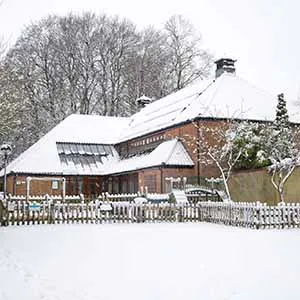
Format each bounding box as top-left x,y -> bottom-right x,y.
7,202 -> 15,212
29,202 -> 41,212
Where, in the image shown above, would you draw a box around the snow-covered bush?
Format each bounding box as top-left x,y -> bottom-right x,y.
233,122 -> 270,170
265,94 -> 300,203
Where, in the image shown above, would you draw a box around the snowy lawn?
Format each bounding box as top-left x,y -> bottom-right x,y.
0,223 -> 300,300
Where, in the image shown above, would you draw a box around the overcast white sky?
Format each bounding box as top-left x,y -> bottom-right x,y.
0,0 -> 299,102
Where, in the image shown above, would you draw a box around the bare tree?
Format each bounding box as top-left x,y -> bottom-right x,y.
1,12 -> 214,157
124,26 -> 173,113
186,120 -> 255,200
164,15 -> 213,92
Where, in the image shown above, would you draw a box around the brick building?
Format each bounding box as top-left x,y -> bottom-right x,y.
1,59 -> 299,197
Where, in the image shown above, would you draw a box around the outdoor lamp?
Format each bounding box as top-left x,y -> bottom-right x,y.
1,143 -> 12,200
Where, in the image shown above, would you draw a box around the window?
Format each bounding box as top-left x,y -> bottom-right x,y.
78,177 -> 83,194
144,175 -> 157,193
52,180 -> 59,190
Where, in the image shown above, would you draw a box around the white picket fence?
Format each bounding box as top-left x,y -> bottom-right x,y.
8,194 -> 82,202
8,193 -> 139,203
6,190 -> 219,203
1,197 -> 300,229
198,201 -> 300,229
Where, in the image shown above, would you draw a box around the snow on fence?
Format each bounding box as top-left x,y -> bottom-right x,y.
1,199 -> 300,229
6,191 -> 219,203
186,192 -> 222,203
98,192 -> 170,202
8,194 -> 83,202
98,193 -> 138,202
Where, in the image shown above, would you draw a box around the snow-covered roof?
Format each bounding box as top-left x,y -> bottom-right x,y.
1,115 -> 129,175
106,139 -> 194,175
2,137 -> 193,176
60,138 -> 194,175
53,114 -> 130,144
3,72 -> 300,176
120,73 -> 300,141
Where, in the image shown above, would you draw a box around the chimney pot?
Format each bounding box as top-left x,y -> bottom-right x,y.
215,58 -> 236,78
136,95 -> 152,108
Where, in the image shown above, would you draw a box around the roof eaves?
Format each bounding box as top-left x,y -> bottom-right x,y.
106,163 -> 194,176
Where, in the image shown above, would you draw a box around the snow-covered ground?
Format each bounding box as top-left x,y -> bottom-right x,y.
0,223 -> 299,300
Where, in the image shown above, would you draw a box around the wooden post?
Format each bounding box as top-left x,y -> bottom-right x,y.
50,202 -> 55,224
26,177 -> 31,202
80,193 -> 84,202
62,178 -> 66,202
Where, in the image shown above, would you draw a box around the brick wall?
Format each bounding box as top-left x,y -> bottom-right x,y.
5,120 -> 229,196
138,167 -> 195,193
117,120 -> 227,179
165,120 -> 223,178
138,169 -> 161,193
6,175 -> 64,196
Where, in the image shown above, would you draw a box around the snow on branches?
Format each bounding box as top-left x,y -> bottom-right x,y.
266,93 -> 300,203
188,120 -> 256,200
187,109 -> 300,203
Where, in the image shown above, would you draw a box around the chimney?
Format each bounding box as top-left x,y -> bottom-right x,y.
215,58 -> 236,78
136,95 -> 152,108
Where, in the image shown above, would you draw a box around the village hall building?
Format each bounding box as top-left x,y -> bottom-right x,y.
1,59 -> 300,197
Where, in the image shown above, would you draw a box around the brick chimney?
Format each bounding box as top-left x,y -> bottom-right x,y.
215,58 -> 236,78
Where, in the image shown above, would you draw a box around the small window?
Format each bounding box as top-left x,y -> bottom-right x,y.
78,177 -> 83,194
52,180 -> 59,190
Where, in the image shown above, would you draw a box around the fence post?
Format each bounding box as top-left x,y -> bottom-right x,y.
256,202 -> 261,229
49,202 -> 55,224
0,200 -> 8,226
229,203 -> 232,226
197,203 -> 202,222
0,200 -> 3,226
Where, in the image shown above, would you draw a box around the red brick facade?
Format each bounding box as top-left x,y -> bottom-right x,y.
5,119 -> 224,196
6,175 -> 64,196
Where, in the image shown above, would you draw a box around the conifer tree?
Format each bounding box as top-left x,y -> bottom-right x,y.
266,93 -> 300,203
275,93 -> 289,129
270,93 -> 292,160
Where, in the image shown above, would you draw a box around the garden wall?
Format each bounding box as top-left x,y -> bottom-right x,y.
230,167 -> 300,205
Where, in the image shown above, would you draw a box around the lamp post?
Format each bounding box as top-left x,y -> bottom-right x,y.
1,144 -> 12,200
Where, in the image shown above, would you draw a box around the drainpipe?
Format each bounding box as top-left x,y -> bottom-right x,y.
197,120 -> 201,185
62,178 -> 66,202
160,168 -> 163,193
13,173 -> 17,195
